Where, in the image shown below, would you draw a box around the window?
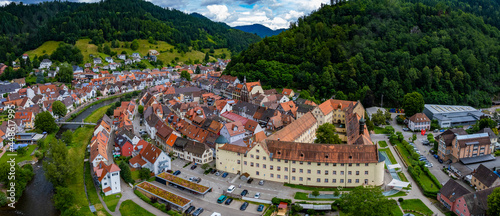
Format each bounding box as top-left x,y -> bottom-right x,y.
325,163 -> 329,166
307,169 -> 311,174
256,171 -> 259,175
317,170 -> 321,174
356,171 -> 359,175
277,174 -> 281,179
349,163 -> 352,167
277,166 -> 281,171
341,163 -> 344,166
277,159 -> 281,162
292,161 -> 296,164
325,170 -> 329,175
256,163 -> 259,168
263,157 -> 266,160
292,176 -> 296,180
333,179 -> 336,183
341,171 -> 344,175
270,174 -> 274,178
308,162 -> 312,165
317,178 -> 321,182
356,179 -> 359,183
365,179 -> 368,184
348,179 -> 352,183
299,162 -> 303,165
250,154 -> 254,158
285,167 -> 288,172
237,160 -> 241,164
325,178 -> 329,183
285,175 -> 288,180
365,163 -> 369,166
365,171 -> 369,175
244,161 -> 247,165
270,165 -> 274,170
256,156 -> 259,159
307,178 -> 311,181
356,163 -> 360,166
263,164 -> 267,169
250,162 -> 254,167
285,160 -> 288,163
300,169 -> 303,173
340,179 -> 344,183
256,149 -> 260,153
333,163 -> 337,166
333,171 -> 337,175
348,171 -> 352,175
317,163 -> 321,166
299,177 -> 303,181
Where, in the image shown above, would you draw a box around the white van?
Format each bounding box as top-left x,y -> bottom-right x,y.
211,213 -> 221,216
227,185 -> 235,193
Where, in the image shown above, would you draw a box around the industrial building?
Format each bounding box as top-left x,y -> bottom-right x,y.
423,104 -> 484,128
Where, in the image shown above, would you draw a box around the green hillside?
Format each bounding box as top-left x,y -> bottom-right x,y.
26,39 -> 226,65
225,0 -> 500,107
0,0 -> 259,63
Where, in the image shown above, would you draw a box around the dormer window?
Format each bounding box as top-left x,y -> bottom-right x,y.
325,155 -> 329,159
277,151 -> 281,155
300,153 -> 304,157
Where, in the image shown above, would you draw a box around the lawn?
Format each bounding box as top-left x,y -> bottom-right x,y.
397,172 -> 409,182
387,191 -> 407,197
378,140 -> 388,148
102,193 -> 121,212
419,173 -> 440,193
284,183 -> 354,191
389,200 -> 404,216
0,144 -> 37,164
400,199 -> 433,215
379,148 -> 397,164
131,170 -> 140,181
374,126 -> 390,134
84,162 -> 101,205
119,200 -> 155,216
294,192 -> 336,201
25,41 -> 61,57
395,144 -> 413,166
28,39 -> 230,67
65,105 -> 113,215
86,105 -> 112,123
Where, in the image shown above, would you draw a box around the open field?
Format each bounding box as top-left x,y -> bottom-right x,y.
119,200 -> 155,216
0,145 -> 36,164
25,41 -> 61,57
400,199 -> 433,215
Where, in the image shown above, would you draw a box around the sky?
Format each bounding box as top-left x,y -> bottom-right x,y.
0,0 -> 330,30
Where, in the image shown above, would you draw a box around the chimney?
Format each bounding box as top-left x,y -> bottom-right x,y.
359,118 -> 366,135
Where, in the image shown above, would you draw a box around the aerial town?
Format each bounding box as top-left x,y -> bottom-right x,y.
1,0 -> 500,216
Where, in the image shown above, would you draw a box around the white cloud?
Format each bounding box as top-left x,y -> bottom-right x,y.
206,5 -> 231,22
284,10 -> 304,20
0,1 -> 12,5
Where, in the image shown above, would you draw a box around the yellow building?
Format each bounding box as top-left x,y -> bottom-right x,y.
216,100 -> 384,187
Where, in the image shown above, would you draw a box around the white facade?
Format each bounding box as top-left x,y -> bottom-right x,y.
220,125 -> 245,143
408,120 -> 430,131
100,170 -> 121,196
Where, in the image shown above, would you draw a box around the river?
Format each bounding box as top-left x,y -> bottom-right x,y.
0,98 -> 119,216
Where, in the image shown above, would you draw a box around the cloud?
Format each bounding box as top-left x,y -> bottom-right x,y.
239,0 -> 261,4
284,10 -> 304,20
0,1 -> 11,6
206,5 -> 231,22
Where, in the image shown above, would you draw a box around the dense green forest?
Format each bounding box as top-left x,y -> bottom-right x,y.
225,0 -> 500,107
0,0 -> 260,64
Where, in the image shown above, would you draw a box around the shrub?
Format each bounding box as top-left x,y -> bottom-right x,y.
272,197 -> 292,205
398,198 -> 404,202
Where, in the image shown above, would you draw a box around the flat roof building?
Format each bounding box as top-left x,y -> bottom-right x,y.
423,104 -> 484,128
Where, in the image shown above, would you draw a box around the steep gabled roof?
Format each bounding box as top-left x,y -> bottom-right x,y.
440,180 -> 470,202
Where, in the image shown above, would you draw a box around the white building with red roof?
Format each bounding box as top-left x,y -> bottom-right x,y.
93,161 -> 121,195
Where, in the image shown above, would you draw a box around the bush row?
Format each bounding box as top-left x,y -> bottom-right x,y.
133,189 -> 182,216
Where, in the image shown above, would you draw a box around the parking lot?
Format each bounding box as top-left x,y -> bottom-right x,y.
150,158 -> 299,216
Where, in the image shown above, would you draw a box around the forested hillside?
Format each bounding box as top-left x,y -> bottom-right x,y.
234,24 -> 287,37
0,0 -> 260,63
225,0 -> 500,107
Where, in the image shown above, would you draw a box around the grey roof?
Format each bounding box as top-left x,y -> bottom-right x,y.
463,187 -> 497,215
233,101 -> 259,117
62,97 -> 73,107
460,154 -> 496,164
173,137 -> 210,157
297,104 -> 316,114
145,113 -> 160,128
0,83 -> 20,94
439,180 -> 470,202
478,128 -> 498,139
472,164 -> 500,187
174,87 -> 201,94
425,104 -> 477,114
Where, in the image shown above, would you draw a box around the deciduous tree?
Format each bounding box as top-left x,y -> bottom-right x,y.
337,186 -> 393,216
52,101 -> 67,118
43,140 -> 73,187
315,123 -> 342,144
488,187 -> 500,216
402,92 -> 425,117
35,111 -> 58,133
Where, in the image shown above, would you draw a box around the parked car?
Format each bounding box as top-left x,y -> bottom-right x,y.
227,185 -> 236,193
173,170 -> 181,176
196,178 -> 202,183
225,198 -> 233,205
222,172 -> 229,178
259,180 -> 265,185
217,195 -> 227,204
211,169 -> 217,174
247,178 -> 254,184
257,204 -> 265,212
215,171 -> 221,176
433,154 -> 439,159
189,177 -> 196,181
438,158 -> 444,163
419,158 -> 427,161
425,163 -> 433,168
240,202 -> 249,211
429,149 -> 436,154
185,206 -> 196,214
192,208 -> 204,216
241,189 -> 248,196
191,165 -> 197,170
403,127 -> 410,131
254,192 -> 261,199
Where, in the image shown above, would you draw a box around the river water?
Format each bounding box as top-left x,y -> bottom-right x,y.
0,98 -> 119,216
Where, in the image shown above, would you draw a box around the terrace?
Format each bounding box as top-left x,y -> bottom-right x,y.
135,181 -> 192,211
156,172 -> 212,195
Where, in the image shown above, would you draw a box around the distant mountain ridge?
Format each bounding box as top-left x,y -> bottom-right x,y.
234,24 -> 287,37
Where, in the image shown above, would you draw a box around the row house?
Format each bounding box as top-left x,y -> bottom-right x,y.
129,142 -> 171,175
438,180 -> 498,216
172,137 -> 213,164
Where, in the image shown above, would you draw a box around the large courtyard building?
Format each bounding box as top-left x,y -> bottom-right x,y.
423,104 -> 484,128
216,100 -> 385,187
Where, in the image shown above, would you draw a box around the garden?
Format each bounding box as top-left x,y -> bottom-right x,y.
400,199 -> 433,215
